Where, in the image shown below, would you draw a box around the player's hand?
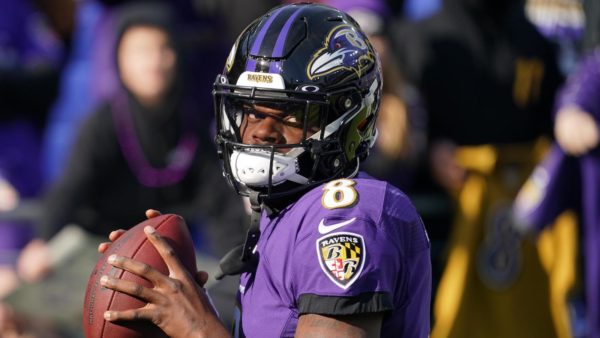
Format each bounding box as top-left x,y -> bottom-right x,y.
98,209 -> 162,254
100,225 -> 229,338
555,106 -> 600,156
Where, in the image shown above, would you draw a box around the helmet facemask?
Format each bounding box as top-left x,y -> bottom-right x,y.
214,79 -> 372,199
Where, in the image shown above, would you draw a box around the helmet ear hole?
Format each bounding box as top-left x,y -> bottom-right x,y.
317,153 -> 345,178
334,92 -> 361,116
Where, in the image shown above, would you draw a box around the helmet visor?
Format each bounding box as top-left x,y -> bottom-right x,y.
219,96 -> 329,148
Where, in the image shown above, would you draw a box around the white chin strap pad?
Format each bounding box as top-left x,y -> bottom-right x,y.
229,149 -> 309,187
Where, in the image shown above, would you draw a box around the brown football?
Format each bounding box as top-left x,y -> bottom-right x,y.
83,214 -> 197,338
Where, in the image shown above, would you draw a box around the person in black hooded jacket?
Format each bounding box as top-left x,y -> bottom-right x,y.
20,0 -> 245,280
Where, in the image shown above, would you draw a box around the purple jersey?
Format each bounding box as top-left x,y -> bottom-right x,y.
555,48 -> 600,338
555,48 -> 600,119
514,48 -> 600,337
235,174 -> 431,337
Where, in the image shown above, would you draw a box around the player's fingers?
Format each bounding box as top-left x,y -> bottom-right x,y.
104,306 -> 156,323
145,209 -> 162,219
107,254 -> 170,286
100,275 -> 165,305
98,242 -> 111,254
108,229 -> 127,242
143,226 -> 187,277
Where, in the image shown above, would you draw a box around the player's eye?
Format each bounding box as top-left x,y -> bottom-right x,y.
283,114 -> 301,124
242,105 -> 260,121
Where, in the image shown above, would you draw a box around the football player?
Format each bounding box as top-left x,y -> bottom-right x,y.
98,3 -> 431,337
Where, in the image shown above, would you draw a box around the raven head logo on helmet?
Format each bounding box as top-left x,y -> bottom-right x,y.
307,24 -> 375,80
213,2 -> 382,201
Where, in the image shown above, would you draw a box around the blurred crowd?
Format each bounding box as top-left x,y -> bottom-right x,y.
0,0 -> 598,337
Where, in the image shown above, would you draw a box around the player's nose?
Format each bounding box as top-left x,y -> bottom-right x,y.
251,116 -> 285,145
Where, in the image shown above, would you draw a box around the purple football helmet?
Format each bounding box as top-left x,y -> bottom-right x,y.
213,3 -> 382,199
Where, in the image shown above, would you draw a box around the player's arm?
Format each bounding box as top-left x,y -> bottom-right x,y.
295,313 -> 382,338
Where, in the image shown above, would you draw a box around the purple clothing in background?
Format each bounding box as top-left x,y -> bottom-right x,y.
514,47 -> 600,338
513,144 -> 580,232
0,0 -> 62,263
0,0 -> 62,193
0,121 -> 42,264
42,0 -> 108,183
580,151 -> 600,338
556,48 -> 600,118
0,222 -> 34,265
403,0 -> 441,21
0,121 -> 42,198
0,0 -> 63,69
237,174 -> 431,337
90,7 -> 119,103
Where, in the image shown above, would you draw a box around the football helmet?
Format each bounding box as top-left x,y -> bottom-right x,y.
213,3 -> 382,199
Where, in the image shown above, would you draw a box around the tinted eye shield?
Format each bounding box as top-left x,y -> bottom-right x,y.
213,82 -> 361,146
227,99 -> 322,131
214,83 -> 326,143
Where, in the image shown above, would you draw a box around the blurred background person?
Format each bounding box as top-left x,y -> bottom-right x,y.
515,45 -> 600,338
39,0 -> 232,185
516,1 -> 588,337
390,0 -> 568,337
0,2 -> 246,337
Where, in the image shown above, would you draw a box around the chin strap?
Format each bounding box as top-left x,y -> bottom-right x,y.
215,191 -> 262,280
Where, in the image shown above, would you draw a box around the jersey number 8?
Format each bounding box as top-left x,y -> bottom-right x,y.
321,179 -> 358,209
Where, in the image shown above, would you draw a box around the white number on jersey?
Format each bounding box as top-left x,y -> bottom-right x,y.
321,178 -> 358,209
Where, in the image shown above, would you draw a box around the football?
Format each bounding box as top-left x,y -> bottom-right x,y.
83,214 -> 197,338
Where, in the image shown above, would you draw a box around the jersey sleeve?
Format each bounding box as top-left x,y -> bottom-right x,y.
290,179 -> 416,316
